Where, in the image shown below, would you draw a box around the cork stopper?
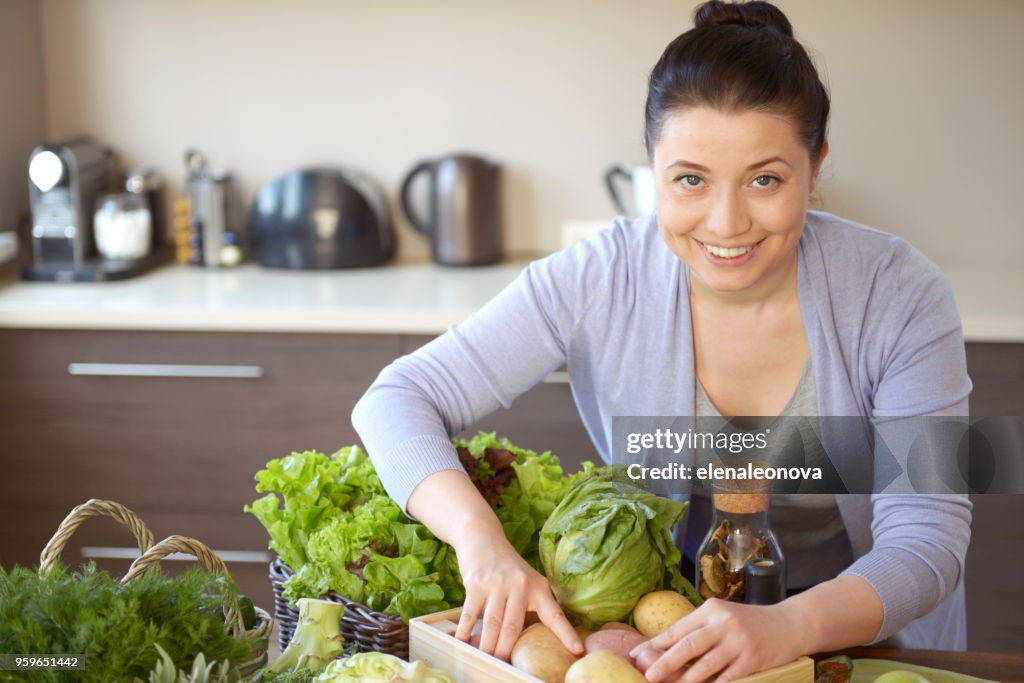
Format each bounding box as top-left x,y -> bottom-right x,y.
711,473 -> 770,514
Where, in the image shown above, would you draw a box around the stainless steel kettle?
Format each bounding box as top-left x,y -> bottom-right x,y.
399,154 -> 503,266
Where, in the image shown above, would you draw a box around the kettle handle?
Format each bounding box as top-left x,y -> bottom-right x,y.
604,165 -> 632,216
399,160 -> 436,235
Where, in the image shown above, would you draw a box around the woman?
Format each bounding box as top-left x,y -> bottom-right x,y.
352,1 -> 972,681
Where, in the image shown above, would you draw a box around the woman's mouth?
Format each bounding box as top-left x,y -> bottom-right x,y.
696,238 -> 765,266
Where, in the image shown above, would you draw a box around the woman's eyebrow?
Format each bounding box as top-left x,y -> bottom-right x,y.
666,156 -> 792,172
746,156 -> 791,170
665,159 -> 711,172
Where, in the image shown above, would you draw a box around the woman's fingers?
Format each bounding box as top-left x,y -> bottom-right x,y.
493,588 -> 527,661
477,595 -> 507,656
534,590 -> 584,654
455,590 -> 484,643
643,626 -> 717,682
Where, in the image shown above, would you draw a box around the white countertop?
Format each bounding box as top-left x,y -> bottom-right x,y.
0,261 -> 1021,341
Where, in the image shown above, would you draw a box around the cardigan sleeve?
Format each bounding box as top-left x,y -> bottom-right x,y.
351,226 -> 622,514
840,244 -> 973,644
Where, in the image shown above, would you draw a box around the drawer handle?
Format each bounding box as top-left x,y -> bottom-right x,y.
68,362 -> 264,379
81,546 -> 272,564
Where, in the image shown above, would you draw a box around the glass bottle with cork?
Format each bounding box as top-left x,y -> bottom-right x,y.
695,474 -> 785,605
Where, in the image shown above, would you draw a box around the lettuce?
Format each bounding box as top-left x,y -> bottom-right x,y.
315,653 -> 455,683
539,469 -> 698,626
247,436 -> 603,623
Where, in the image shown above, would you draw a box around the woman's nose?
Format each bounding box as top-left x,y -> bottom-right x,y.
706,191 -> 750,238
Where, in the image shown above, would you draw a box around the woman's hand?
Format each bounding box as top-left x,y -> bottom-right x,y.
629,598 -> 806,682
451,525 -> 583,661
404,469 -> 583,662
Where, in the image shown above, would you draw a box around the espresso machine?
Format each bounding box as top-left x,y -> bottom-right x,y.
23,138 -> 165,281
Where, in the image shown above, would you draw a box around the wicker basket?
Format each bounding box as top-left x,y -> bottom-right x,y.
269,556 -> 409,659
40,499 -> 273,678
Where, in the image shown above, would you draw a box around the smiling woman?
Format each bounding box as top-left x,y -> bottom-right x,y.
351,1 -> 973,682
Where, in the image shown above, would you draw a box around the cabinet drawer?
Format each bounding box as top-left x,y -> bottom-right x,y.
0,329 -> 401,515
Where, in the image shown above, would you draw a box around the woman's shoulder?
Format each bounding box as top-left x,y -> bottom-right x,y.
530,213 -> 675,288
802,210 -> 949,295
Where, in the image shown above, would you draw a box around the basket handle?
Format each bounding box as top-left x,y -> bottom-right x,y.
121,534 -> 244,637
39,498 -> 155,575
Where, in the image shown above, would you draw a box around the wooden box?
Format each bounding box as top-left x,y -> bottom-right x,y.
410,607 -> 814,683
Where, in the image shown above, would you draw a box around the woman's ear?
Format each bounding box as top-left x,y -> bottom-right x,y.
810,140 -> 830,192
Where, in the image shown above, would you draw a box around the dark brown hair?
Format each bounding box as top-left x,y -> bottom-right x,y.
644,0 -> 830,161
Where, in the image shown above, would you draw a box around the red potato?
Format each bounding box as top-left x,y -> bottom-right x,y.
598,622 -> 637,632
574,624 -> 595,641
584,628 -> 648,665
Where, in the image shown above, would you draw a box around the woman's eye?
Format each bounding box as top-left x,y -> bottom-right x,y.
752,174 -> 779,188
677,174 -> 703,187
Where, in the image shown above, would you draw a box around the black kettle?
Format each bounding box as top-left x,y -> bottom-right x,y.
399,154 -> 503,266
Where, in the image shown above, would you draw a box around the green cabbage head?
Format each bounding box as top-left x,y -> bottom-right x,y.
539,471 -> 692,626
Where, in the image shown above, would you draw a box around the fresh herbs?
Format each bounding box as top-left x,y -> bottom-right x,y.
0,563 -> 256,683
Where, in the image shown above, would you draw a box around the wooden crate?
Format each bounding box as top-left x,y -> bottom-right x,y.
410,607 -> 814,683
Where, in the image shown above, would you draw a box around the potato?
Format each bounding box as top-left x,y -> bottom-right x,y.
510,623 -> 580,683
598,622 -> 637,632
584,629 -> 647,664
565,651 -> 647,683
632,590 -> 696,638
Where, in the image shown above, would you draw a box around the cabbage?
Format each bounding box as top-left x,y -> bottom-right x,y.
538,470 -> 698,626
314,652 -> 455,682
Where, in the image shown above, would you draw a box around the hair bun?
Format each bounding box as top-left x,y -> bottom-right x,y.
693,0 -> 794,38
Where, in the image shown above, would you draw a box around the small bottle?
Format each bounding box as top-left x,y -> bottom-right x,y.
695,479 -> 785,603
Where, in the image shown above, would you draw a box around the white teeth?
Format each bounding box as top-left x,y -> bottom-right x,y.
703,242 -> 754,258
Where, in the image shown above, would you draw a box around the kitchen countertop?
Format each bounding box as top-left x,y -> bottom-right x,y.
0,261 -> 1021,341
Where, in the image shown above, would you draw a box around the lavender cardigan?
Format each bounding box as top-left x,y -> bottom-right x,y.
352,210 -> 973,650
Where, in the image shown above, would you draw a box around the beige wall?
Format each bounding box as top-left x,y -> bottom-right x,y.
36,0 -> 1024,266
0,0 -> 46,236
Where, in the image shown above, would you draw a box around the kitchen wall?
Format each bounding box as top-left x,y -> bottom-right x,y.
0,0 -> 46,236
35,0 -> 1024,266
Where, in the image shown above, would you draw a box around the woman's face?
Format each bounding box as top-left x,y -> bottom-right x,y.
651,107 -> 824,295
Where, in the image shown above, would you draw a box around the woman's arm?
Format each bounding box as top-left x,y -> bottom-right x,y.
352,226 -> 622,658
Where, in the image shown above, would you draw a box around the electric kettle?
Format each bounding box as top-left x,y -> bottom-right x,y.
399,154 -> 502,266
605,163 -> 657,219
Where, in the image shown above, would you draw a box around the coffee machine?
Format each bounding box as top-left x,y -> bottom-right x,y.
23,138 -> 163,282
26,139 -> 113,277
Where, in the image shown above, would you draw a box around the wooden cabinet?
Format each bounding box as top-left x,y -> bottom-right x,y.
0,328 -> 591,612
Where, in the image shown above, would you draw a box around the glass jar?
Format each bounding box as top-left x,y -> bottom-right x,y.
94,192 -> 152,260
695,479 -> 785,604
